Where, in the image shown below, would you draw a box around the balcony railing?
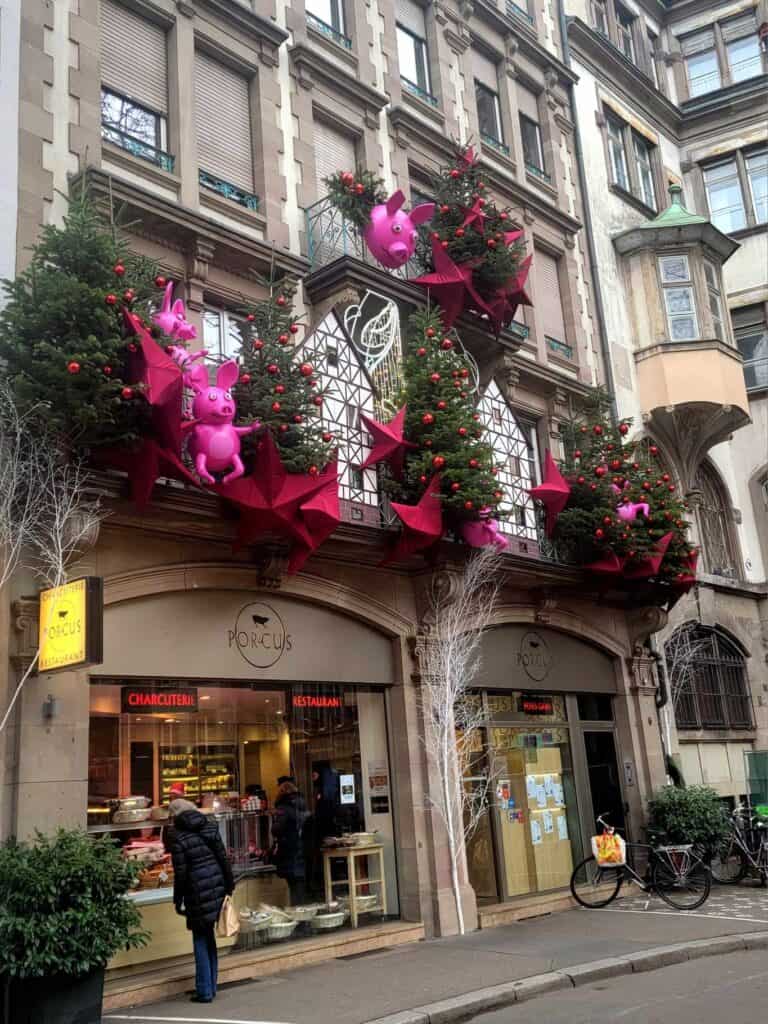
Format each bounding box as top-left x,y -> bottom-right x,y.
401,77 -> 439,106
506,1 -> 535,26
199,170 -> 259,211
481,133 -> 511,158
526,162 -> 552,185
306,12 -> 352,49
744,356 -> 768,391
547,336 -> 574,360
101,125 -> 175,172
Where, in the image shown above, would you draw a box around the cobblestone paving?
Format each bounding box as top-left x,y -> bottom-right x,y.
604,882 -> 768,922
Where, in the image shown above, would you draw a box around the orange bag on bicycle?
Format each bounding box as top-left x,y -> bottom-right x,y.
591,833 -> 626,866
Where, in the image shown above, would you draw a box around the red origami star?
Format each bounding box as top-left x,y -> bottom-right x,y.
123,310 -> 185,453
289,458 -> 341,573
382,474 -> 444,564
359,406 -> 417,479
528,451 -> 571,536
413,239 -> 487,330
623,532 -> 673,579
95,439 -> 198,512
462,198 -> 487,232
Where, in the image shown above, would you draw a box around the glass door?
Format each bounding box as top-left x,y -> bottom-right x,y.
582,730 -> 626,835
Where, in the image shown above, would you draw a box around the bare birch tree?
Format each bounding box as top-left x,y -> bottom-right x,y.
0,382 -> 104,733
419,545 -> 503,935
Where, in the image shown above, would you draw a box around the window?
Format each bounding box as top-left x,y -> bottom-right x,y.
666,623 -> 752,731
633,133 -> 656,210
535,250 -> 569,354
733,305 -> 768,391
99,0 -> 170,168
746,151 -> 768,224
518,86 -> 545,177
592,0 -> 608,37
202,307 -> 245,362
695,461 -> 740,578
397,2 -> 433,102
473,51 -> 504,149
194,52 -> 256,206
647,30 -> 661,90
658,254 -> 698,341
704,261 -> 725,342
722,14 -> 761,83
607,116 -> 629,191
615,4 -> 636,63
703,161 -> 747,233
306,0 -> 348,45
681,30 -> 721,97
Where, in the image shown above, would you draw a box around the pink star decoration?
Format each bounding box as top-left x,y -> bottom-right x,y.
528,451 -> 571,536
382,474 -> 444,563
359,406 -> 418,479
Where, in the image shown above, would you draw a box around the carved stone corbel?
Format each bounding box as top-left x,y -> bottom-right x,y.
12,597 -> 39,672
413,568 -> 462,635
535,595 -> 558,624
251,547 -> 289,589
627,604 -> 668,649
187,238 -> 216,283
627,645 -> 659,695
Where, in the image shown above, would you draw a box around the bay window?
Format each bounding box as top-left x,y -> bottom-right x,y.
704,261 -> 725,342
658,254 -> 698,341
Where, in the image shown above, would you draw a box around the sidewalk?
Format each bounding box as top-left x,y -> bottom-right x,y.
105,888 -> 768,1024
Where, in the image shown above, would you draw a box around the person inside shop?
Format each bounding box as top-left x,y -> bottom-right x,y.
168,796 -> 234,1004
271,775 -> 308,906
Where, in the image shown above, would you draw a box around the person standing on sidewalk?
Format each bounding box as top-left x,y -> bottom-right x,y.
272,777 -> 308,906
168,798 -> 234,1004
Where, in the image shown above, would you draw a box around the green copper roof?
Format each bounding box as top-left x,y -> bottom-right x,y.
637,183 -> 708,229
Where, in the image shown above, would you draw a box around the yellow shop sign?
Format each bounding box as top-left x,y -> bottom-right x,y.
39,577 -> 103,674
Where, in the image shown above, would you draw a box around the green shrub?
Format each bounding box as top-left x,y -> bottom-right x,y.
0,829 -> 148,979
647,785 -> 729,848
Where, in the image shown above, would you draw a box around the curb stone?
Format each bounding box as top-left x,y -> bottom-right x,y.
364,931 -> 768,1024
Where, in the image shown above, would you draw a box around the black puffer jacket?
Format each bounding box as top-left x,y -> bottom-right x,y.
170,810 -> 235,931
272,791 -> 308,880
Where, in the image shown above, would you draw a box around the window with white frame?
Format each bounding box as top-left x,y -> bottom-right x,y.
202,306 -> 246,362
703,160 -> 747,233
658,254 -> 698,341
647,30 -> 661,90
518,85 -> 545,175
679,11 -> 762,97
722,14 -> 762,83
746,150 -> 768,224
473,50 -> 504,147
615,3 -> 636,63
681,30 -> 721,97
633,134 -> 656,210
397,1 -> 432,102
607,116 -> 630,191
704,261 -> 725,342
306,0 -> 347,42
592,0 -> 609,37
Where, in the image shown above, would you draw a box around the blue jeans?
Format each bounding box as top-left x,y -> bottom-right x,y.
192,924 -> 218,1000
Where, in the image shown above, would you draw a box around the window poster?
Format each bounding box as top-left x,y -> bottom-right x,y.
557,815 -> 569,842
531,819 -> 543,845
340,774 -> 356,805
543,810 -> 554,834
367,760 -> 390,814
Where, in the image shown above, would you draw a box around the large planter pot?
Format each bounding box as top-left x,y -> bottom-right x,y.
1,968 -> 104,1024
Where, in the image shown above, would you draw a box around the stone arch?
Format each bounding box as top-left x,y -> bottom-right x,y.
487,602 -> 630,659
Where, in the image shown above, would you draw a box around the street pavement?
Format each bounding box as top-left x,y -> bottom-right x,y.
470,947 -> 768,1022
104,885 -> 768,1024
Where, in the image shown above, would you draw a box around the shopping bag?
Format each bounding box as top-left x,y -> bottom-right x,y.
591,832 -> 626,866
216,895 -> 239,938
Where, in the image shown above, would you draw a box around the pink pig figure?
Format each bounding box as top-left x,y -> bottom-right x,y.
153,281 -> 198,342
611,482 -> 650,523
183,360 -> 260,485
363,190 -> 435,269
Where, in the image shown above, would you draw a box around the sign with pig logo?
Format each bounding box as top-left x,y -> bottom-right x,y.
229,601 -> 293,669
516,632 -> 553,683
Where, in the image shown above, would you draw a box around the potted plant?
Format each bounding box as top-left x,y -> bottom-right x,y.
0,829 -> 148,1024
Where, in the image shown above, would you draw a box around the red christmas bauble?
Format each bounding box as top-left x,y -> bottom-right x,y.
491,467 -> 498,475
610,459 -> 622,470
322,432 -> 333,442
664,511 -> 672,520
422,413 -> 435,425
113,263 -> 125,276
341,171 -> 354,186
271,401 -> 282,412
603,516 -> 613,525
453,381 -> 462,389
450,169 -> 460,179
668,484 -> 676,492
649,444 -> 659,456
574,449 -> 582,458
417,347 -> 427,357
455,228 -> 465,238
477,181 -> 485,190
121,386 -> 133,399
308,464 -> 319,475
276,295 -> 287,307
441,339 -> 453,350
293,414 -> 303,424
595,528 -> 605,540
642,481 -> 651,491
460,391 -> 467,399
628,549 -> 636,558
275,384 -> 285,394
355,183 -> 365,195
279,423 -> 290,433
594,466 -> 607,477
472,413 -> 480,421
464,500 -> 474,510
437,400 -> 447,410
240,373 -> 251,384
619,423 -> 629,435
469,458 -> 479,468
487,238 -> 497,248
430,372 -> 441,382
440,204 -> 450,214
662,473 -> 670,482
424,439 -> 433,447
460,368 -> 470,378
432,455 -> 446,468
246,313 -> 256,322
102,366 -> 112,376
494,490 -> 503,499
621,532 -> 629,541
253,339 -> 264,350
478,198 -> 486,207
67,361 -> 80,374
593,424 -> 603,435
441,240 -> 449,249
420,474 -> 428,483
577,475 -> 585,484
451,482 -> 461,492
632,462 -> 640,471
154,275 -> 167,288
580,425 -> 588,434
123,289 -> 135,302
267,363 -> 279,374
590,483 -> 597,491
312,396 -> 323,406
300,363 -> 314,377
289,323 -> 300,335
426,327 -> 436,338
458,427 -> 467,436
278,333 -> 289,345
432,232 -> 441,240
127,343 -> 137,353
104,293 -> 117,306
606,443 -> 614,452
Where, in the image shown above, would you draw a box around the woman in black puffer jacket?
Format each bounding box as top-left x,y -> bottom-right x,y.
168,799 -> 234,1004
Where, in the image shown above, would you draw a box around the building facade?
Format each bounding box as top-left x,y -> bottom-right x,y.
1,0 -> 764,998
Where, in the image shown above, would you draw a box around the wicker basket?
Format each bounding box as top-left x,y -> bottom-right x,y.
354,894 -> 380,912
266,919 -> 298,942
288,905 -> 320,922
311,911 -> 345,931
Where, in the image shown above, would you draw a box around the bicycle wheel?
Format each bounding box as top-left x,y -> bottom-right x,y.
570,856 -> 623,908
710,840 -> 749,884
652,851 -> 711,910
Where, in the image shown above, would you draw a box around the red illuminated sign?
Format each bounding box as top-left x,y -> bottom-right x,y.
292,695 -> 342,709
122,686 -> 199,713
520,694 -> 554,716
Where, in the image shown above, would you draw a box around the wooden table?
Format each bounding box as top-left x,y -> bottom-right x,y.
322,844 -> 387,928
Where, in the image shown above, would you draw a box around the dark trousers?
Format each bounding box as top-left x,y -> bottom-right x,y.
288,875 -> 307,906
192,924 -> 218,1000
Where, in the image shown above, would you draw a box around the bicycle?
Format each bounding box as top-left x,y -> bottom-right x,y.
710,806 -> 768,886
570,813 -> 711,911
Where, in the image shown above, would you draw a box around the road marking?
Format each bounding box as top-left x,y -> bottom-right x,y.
595,906 -> 768,924
105,1016 -> 292,1024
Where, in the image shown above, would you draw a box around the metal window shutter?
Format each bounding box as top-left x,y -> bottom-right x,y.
680,29 -> 715,55
194,51 -> 253,191
396,0 -> 426,36
472,50 -> 498,91
517,85 -> 539,122
100,0 -> 168,114
535,252 -> 566,342
314,120 -> 356,194
722,12 -> 757,40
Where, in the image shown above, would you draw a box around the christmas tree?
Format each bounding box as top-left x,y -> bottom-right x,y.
0,196 -> 161,448
388,306 -> 502,524
555,392 -> 694,582
235,279 -> 332,475
323,169 -> 386,230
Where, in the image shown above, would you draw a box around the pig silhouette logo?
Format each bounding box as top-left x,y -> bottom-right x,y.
229,602 -> 292,669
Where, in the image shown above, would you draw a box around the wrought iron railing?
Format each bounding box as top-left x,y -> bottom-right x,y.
481,133 -> 511,158
506,1 -> 535,26
546,336 -> 574,360
526,162 -> 552,184
306,12 -> 352,49
401,77 -> 439,106
199,170 -> 259,211
101,125 -> 175,172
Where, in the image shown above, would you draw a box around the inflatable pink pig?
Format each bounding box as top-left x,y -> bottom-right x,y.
461,507 -> 509,549
153,281 -> 198,342
363,190 -> 435,269
183,360 -> 260,484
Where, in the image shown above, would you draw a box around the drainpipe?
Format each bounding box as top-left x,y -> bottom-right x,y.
556,1 -> 617,419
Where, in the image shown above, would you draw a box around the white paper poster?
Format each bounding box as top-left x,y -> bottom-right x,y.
340,774 -> 356,805
536,784 -> 547,808
530,819 -> 543,845
557,815 -> 569,841
553,782 -> 564,805
543,810 -> 554,834
543,774 -> 554,798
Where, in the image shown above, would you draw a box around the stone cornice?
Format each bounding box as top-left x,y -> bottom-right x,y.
194,0 -> 289,49
288,42 -> 389,117
678,75 -> 768,131
472,0 -> 578,86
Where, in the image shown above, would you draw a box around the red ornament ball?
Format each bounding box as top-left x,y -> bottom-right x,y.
426,327 -> 436,338
464,500 -> 474,510
341,171 -> 354,186
642,481 -> 651,491
603,516 -> 613,525
430,372 -> 441,382
246,313 -> 256,322
422,413 -> 435,425
494,490 -> 503,499
312,396 -> 323,407
120,386 -> 134,400
451,482 -> 461,492
649,444 -> 659,456
668,484 -> 676,492
276,295 -> 287,307
308,465 -> 319,475
469,458 -> 479,468
577,475 -> 586,484
595,528 -> 605,540
420,474 -> 428,484
574,449 -> 582,458
289,323 -> 300,334
322,432 -> 333,442
104,293 -> 117,306
437,400 -> 447,411
122,289 -> 135,303
662,473 -> 670,482
417,347 -> 427,357
458,427 -> 468,436
102,366 -> 112,376
278,333 -> 289,345
593,424 -> 603,436
293,414 -> 303,424
594,466 -> 607,477
154,275 -> 167,288
486,238 -> 497,248
472,413 -> 480,421
455,228 -> 465,238
127,343 -> 137,353
432,455 -> 446,469
621,532 -> 629,541
240,373 -> 251,384
441,339 -> 453,350
610,459 -> 622,470
590,483 -> 597,491
300,363 -> 314,377
424,439 -> 433,447
113,263 -> 125,277
580,425 -> 588,434
453,381 -> 462,390
355,183 -> 365,195
271,401 -> 282,412
67,361 -> 80,374
440,204 -> 450,214
450,169 -> 460,179
441,240 -> 449,249
267,364 -> 279,375
279,423 -> 290,433
460,368 -> 470,379
275,384 -> 285,394
460,391 -> 467,399
619,423 -> 629,435
253,339 -> 264,351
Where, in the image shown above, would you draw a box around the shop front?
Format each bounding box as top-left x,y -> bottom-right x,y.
466,625 -> 628,906
88,587 -> 401,967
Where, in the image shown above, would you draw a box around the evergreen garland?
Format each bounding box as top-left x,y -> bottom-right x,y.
323,169 -> 386,230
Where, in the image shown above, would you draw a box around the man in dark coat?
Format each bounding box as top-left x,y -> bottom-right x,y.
168,798 -> 234,1003
272,780 -> 308,906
